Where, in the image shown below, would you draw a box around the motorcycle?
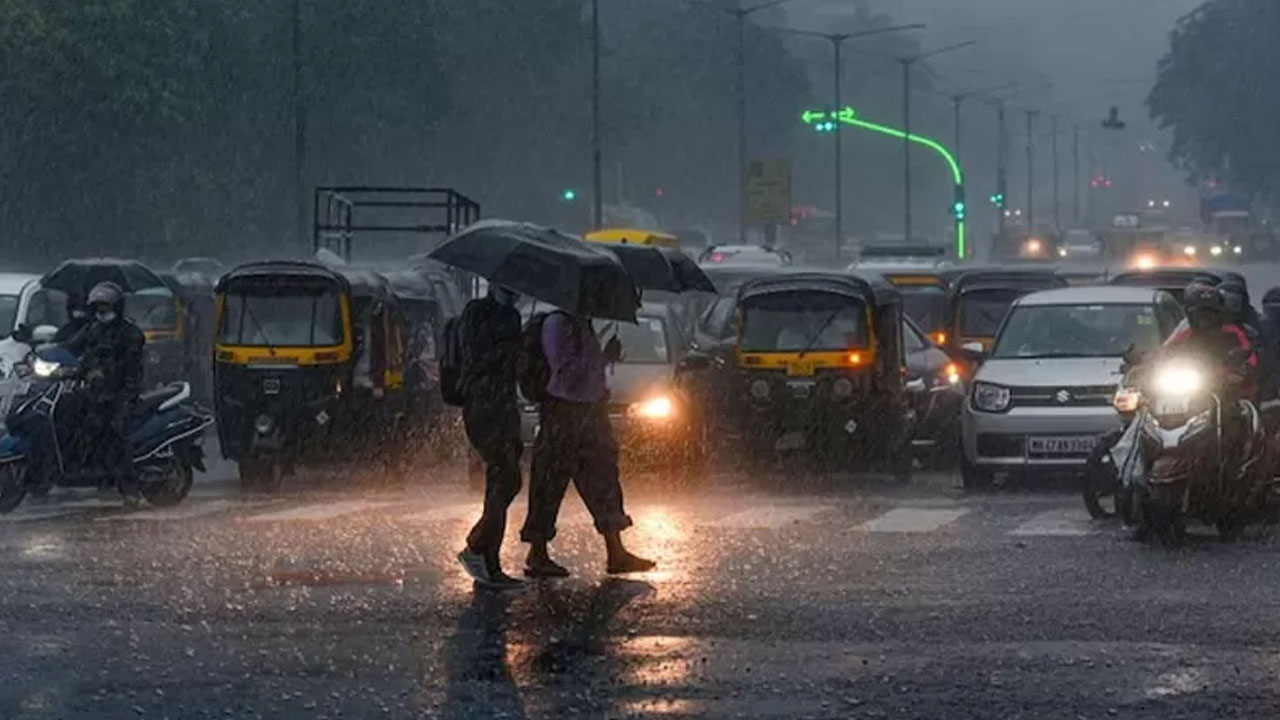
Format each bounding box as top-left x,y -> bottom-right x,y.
1122,351 -> 1274,545
0,345 -> 213,513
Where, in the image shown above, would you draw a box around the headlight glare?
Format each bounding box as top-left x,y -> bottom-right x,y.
1153,364 -> 1203,397
32,359 -> 59,378
972,382 -> 1011,412
630,396 -> 674,420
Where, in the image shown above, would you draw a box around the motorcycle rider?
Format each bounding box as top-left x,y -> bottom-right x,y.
66,282 -> 146,506
1163,282 -> 1258,395
1220,279 -> 1276,397
52,292 -> 90,343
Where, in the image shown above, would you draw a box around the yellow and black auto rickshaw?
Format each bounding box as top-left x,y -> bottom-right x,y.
585,228 -> 680,248
945,269 -> 1068,361
213,261 -> 409,490
732,272 -> 913,476
874,268 -> 961,347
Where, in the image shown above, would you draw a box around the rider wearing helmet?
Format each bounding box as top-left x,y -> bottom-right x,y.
52,292 -> 90,343
1164,282 -> 1258,398
66,282 -> 146,505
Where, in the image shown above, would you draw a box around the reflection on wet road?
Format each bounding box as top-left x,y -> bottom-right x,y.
2,468 -> 1280,718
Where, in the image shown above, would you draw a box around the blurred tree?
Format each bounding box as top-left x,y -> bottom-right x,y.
1148,0 -> 1280,204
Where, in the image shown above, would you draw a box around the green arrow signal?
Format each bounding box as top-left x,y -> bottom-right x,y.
800,110 -> 827,124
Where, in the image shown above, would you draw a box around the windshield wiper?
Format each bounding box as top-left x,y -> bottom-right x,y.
241,298 -> 277,357
797,308 -> 844,358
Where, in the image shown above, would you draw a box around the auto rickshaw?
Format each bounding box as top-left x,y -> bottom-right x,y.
585,228 -> 680,248
213,261 -> 410,490
946,268 -> 1069,359
871,267 -> 962,347
731,272 -> 913,476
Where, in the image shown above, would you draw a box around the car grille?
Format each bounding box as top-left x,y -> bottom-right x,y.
1008,384 -> 1115,408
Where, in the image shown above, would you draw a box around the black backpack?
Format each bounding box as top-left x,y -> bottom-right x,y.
439,316 -> 467,406
517,312 -> 554,402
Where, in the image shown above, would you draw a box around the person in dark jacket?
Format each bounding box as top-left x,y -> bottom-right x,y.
52,292 -> 90,343
66,282 -> 146,506
455,285 -> 524,589
1220,279 -> 1275,397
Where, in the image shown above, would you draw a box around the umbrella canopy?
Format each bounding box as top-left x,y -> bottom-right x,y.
596,243 -> 715,294
42,258 -> 167,296
428,220 -> 640,321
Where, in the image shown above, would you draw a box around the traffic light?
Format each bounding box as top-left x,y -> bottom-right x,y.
814,120 -> 837,133
952,185 -> 966,221
560,188 -> 578,202
988,192 -> 1005,207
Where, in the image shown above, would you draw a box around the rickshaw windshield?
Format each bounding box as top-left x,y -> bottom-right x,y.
127,288 -> 177,331
740,291 -> 867,352
958,288 -> 1020,337
898,285 -> 947,333
218,284 -> 343,347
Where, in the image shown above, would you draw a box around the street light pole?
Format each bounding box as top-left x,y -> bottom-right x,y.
736,14 -> 748,242
766,23 -> 925,256
1072,123 -> 1081,228
1026,109 -> 1039,234
897,39 -> 977,247
1052,114 -> 1060,232
292,0 -> 306,249
591,0 -> 603,229
996,101 -> 1007,239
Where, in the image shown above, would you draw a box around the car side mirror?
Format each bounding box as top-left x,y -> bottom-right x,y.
959,341 -> 986,363
31,325 -> 58,345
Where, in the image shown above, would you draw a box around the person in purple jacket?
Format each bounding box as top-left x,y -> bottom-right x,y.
520,311 -> 655,577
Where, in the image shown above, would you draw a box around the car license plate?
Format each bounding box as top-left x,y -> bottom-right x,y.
1028,435 -> 1096,454
1154,396 -> 1192,415
786,360 -> 816,377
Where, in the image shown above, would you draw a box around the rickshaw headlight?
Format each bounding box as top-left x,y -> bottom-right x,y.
832,378 -> 853,397
971,382 -> 1011,412
253,413 -> 275,435
749,379 -> 771,400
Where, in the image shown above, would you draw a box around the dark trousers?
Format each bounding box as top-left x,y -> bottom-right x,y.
463,402 -> 523,559
521,398 -> 632,543
87,397 -> 137,494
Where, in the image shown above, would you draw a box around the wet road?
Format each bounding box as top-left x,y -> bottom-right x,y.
3,466 -> 1280,719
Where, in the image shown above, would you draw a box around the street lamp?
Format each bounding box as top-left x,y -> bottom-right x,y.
898,39 -> 977,245
767,23 -> 926,257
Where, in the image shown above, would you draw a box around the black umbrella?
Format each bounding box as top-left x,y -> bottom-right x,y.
42,258 -> 167,296
429,220 -> 640,321
597,243 -> 716,294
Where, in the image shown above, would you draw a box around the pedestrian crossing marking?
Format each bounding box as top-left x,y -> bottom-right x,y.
704,504 -> 830,529
1009,508 -> 1097,537
858,507 -> 968,533
241,500 -> 400,523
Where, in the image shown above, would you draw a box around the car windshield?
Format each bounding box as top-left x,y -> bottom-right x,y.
218,285 -> 343,347
959,289 -> 1021,337
898,285 -> 947,333
740,291 -> 867,352
993,303 -> 1163,359
598,316 -> 669,364
126,288 -> 177,331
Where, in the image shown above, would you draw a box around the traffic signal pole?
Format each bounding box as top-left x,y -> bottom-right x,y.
834,38 -> 843,257
591,0 -> 603,229
996,102 -> 1007,239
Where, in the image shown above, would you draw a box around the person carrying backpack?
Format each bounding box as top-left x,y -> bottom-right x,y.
451,285 -> 524,589
519,311 -> 655,578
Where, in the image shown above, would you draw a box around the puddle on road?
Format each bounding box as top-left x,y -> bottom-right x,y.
258,568 -> 406,588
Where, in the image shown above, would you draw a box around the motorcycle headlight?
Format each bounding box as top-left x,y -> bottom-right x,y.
32,359 -> 60,378
971,381 -> 1011,412
942,362 -> 961,387
1153,364 -> 1203,397
630,395 -> 674,420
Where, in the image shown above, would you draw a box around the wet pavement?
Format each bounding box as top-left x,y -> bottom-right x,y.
3,465 -> 1280,718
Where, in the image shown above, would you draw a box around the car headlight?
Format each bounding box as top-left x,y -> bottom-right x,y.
32,359 -> 59,378
1210,245 -> 1223,257
630,396 -> 674,420
971,381 -> 1011,412
1153,364 -> 1203,397
1113,387 -> 1142,413
1183,244 -> 1197,257
942,362 -> 961,387
1233,245 -> 1243,255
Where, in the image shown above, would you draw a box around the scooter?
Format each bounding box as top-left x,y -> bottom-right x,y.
0,345 -> 213,513
1124,353 -> 1273,545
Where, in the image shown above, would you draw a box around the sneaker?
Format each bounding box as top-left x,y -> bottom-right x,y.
457,549 -> 492,585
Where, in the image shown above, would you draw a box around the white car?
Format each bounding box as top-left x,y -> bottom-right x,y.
959,286 -> 1185,489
